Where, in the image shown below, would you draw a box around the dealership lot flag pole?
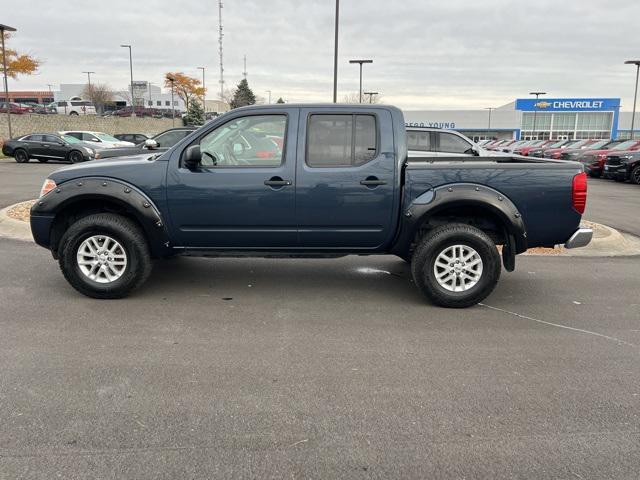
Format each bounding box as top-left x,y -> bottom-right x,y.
484,107 -> 494,138
529,92 -> 546,139
197,66 -> 205,110
332,0 -> 339,103
625,61 -> 640,140
1,24 -> 17,139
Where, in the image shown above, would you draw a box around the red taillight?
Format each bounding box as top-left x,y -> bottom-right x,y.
572,172 -> 587,214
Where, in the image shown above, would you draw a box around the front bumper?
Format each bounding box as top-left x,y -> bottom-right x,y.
564,227 -> 593,249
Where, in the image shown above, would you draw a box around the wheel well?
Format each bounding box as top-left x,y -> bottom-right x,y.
411,204 -> 509,255
49,198 -> 150,256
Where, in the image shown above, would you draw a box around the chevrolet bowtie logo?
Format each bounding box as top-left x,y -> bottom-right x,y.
534,101 -> 551,109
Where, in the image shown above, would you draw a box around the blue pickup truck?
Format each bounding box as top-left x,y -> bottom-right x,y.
30,104 -> 592,307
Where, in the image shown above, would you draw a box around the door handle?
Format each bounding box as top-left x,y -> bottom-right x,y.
264,177 -> 292,187
360,177 -> 387,187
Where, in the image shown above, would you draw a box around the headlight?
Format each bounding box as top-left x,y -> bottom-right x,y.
83,146 -> 95,155
40,178 -> 57,197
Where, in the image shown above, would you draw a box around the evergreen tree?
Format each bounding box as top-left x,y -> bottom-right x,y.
183,99 -> 205,126
276,97 -> 285,104
229,79 -> 256,109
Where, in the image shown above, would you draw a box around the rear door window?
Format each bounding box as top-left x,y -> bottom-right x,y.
437,132 -> 472,154
306,114 -> 377,167
407,131 -> 432,151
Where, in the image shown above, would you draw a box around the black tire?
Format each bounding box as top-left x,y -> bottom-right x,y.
631,165 -> 640,185
37,158 -> 49,163
58,213 -> 152,299
411,223 -> 501,308
69,111 -> 79,116
68,150 -> 84,163
14,148 -> 29,163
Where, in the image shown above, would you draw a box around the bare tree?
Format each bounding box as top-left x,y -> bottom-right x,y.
341,92 -> 382,104
82,83 -> 114,114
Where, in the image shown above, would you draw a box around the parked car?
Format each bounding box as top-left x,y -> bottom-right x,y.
560,140 -> 618,161
59,131 -> 135,148
406,127 -> 495,156
603,151 -> 640,184
30,104 -> 591,307
528,139 -> 571,157
114,133 -> 150,144
513,140 -> 554,156
97,127 -> 197,159
542,139 -> 599,159
54,98 -> 96,115
113,106 -> 158,117
1,133 -> 102,163
0,102 -> 30,114
578,140 -> 640,178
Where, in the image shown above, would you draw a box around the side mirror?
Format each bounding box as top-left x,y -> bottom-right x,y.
183,145 -> 202,169
144,139 -> 159,149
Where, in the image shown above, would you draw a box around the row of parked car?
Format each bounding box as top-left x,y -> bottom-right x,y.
480,138 -> 640,185
1,127 -> 197,163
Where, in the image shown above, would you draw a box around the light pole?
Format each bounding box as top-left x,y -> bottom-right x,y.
349,59 -> 372,103
332,0 -> 339,103
121,44 -> 135,117
266,90 -> 271,104
624,60 -> 640,140
529,91 -> 546,139
484,107 -> 494,139
197,66 -> 205,110
1,24 -> 17,138
363,91 -> 378,104
166,74 -> 176,127
82,71 -> 95,89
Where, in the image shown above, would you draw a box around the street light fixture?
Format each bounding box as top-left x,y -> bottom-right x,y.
1,23 -> 17,138
121,44 -> 135,117
349,59 -> 373,103
484,107 -> 494,139
197,66 -> 205,110
529,91 -> 546,139
624,60 -> 640,140
363,91 -> 378,104
82,71 -> 95,89
166,74 -> 176,127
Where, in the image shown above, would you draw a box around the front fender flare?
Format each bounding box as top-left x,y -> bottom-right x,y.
31,177 -> 171,257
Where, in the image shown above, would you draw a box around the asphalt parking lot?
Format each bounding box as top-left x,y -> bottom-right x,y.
1,157 -> 639,479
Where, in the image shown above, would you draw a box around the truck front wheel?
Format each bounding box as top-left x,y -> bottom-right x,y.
411,224 -> 501,308
58,213 -> 152,299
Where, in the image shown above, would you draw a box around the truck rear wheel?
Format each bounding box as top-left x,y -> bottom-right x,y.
411,224 -> 501,308
58,213 -> 152,299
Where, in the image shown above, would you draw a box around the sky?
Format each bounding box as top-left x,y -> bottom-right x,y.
4,0 -> 640,110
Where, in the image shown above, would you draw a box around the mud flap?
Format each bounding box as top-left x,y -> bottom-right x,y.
502,233 -> 516,272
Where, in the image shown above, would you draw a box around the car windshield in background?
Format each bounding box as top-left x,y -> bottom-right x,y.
62,134 -> 81,143
613,140 -> 637,150
96,133 -> 121,142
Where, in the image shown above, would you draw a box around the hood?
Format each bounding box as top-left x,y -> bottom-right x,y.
49,153 -> 161,184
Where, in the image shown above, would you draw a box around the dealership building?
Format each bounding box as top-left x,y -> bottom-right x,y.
404,97 -> 638,141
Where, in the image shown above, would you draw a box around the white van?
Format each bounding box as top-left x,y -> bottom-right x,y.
54,97 -> 97,116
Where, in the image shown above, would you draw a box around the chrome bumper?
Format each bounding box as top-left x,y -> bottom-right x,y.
564,227 -> 593,249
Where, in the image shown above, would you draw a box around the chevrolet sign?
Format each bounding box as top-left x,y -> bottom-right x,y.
516,98 -> 620,112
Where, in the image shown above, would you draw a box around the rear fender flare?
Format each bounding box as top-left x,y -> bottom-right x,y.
391,183 -> 527,265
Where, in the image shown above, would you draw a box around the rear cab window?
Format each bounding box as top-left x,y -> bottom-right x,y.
407,131 -> 432,151
306,114 -> 378,167
436,132 -> 472,154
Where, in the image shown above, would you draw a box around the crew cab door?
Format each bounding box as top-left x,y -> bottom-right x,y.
166,109 -> 298,248
295,107 -> 396,249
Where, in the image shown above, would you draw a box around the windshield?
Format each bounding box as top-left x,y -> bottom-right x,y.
549,140 -> 566,148
96,133 -> 121,142
62,134 -> 81,144
587,140 -> 609,149
613,140 -> 637,150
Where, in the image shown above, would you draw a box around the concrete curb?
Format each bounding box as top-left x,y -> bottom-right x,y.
1,200 -> 639,257
0,204 -> 34,242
